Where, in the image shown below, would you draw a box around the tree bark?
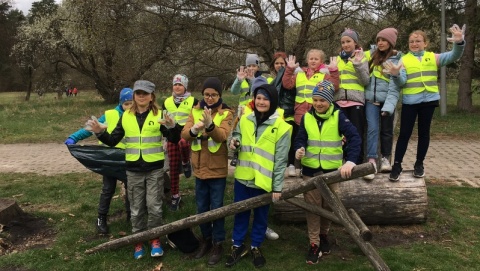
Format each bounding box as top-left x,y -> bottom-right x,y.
85,163 -> 375,254
457,0 -> 477,112
0,198 -> 24,225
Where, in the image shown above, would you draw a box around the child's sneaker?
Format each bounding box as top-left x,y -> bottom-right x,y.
413,161 -> 425,178
133,243 -> 145,259
363,162 -> 377,181
251,247 -> 266,268
150,239 -> 164,257
380,157 -> 392,172
306,243 -> 321,264
319,234 -> 331,255
170,195 -> 181,211
265,227 -> 279,240
225,244 -> 248,267
389,163 -> 402,182
287,164 -> 296,177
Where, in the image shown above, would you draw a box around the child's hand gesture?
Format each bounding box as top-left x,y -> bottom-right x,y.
286,55 -> 299,69
201,107 -> 213,128
350,49 -> 365,64
383,60 -> 403,76
191,121 -> 205,135
86,116 -> 107,133
159,110 -> 176,129
245,67 -> 255,80
229,138 -> 240,150
327,56 -> 338,70
447,24 -> 466,43
236,66 -> 248,81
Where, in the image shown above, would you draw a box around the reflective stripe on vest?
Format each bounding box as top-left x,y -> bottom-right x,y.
337,56 -> 365,92
295,72 -> 325,104
122,110 -> 164,162
164,96 -> 194,126
365,50 -> 390,82
190,108 -> 230,153
101,109 -> 125,149
239,80 -> 251,106
402,52 -> 438,95
234,117 -> 292,192
301,110 -> 343,170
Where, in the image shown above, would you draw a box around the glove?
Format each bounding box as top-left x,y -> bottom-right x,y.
295,147 -> 305,160
190,121 -> 205,135
64,138 -> 76,145
85,116 -> 107,133
339,161 -> 356,179
159,110 -> 176,129
201,107 -> 213,128
382,60 -> 403,76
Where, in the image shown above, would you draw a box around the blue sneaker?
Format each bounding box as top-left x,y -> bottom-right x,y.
183,161 -> 192,178
150,239 -> 164,257
134,243 -> 145,260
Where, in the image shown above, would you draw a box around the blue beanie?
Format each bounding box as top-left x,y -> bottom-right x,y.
119,88 -> 133,104
312,81 -> 335,104
256,89 -> 270,100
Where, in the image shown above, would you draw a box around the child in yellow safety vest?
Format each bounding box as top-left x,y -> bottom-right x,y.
89,80 -> 178,260
161,74 -> 199,211
294,80 -> 361,265
227,82 -> 292,268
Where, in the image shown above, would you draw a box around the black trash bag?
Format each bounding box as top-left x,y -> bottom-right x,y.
166,228 -> 200,254
67,145 -> 127,181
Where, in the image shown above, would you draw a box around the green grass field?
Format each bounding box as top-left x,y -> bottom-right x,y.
0,87 -> 479,270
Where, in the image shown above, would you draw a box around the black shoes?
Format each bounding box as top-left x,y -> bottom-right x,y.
319,234 -> 331,255
251,247 -> 266,268
96,215 -> 108,234
389,162 -> 402,182
413,161 -> 425,178
225,243 -> 248,267
306,243 -> 321,264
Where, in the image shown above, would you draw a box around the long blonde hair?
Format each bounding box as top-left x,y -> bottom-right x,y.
129,93 -> 160,116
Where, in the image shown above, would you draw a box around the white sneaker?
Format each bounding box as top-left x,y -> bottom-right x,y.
363,162 -> 377,181
265,227 -> 279,240
380,157 -> 392,172
288,164 -> 296,177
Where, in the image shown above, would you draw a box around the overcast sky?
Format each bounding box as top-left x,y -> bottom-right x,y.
12,0 -> 62,15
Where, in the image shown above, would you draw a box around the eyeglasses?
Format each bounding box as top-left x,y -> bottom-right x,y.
204,93 -> 219,99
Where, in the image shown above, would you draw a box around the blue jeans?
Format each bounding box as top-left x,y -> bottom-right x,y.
195,177 -> 226,243
365,102 -> 394,159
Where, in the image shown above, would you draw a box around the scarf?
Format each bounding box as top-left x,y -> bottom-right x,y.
199,98 -> 223,110
173,91 -> 192,104
339,50 -> 353,62
314,104 -> 334,120
306,63 -> 327,79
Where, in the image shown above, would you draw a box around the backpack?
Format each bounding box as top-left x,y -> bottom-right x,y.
166,228 -> 200,253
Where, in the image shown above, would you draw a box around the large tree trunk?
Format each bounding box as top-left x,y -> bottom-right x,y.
457,0 -> 477,112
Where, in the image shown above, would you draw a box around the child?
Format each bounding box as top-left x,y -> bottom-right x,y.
226,83 -> 292,268
231,53 -> 270,107
181,77 -> 234,266
161,74 -> 198,211
282,48 -> 340,126
386,24 -> 465,181
294,80 -> 361,265
335,28 -> 370,165
363,28 -> 402,180
65,87 -> 133,234
88,80 -> 177,260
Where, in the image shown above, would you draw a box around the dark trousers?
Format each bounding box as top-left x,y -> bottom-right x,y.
286,119 -> 299,166
98,175 -> 130,216
195,177 -> 226,243
394,103 -> 436,164
341,105 -> 366,164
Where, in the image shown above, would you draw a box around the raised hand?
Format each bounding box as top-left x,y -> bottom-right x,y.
201,107 -> 213,128
236,66 -> 248,81
327,56 -> 338,70
286,55 -> 299,69
382,60 -> 403,76
159,110 -> 176,129
191,121 -> 205,135
350,49 -> 365,64
447,24 -> 466,43
245,67 -> 255,80
86,116 -> 107,134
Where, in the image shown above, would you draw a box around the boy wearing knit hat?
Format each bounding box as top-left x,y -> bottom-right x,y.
294,80 -> 361,264
363,27 -> 401,180
161,74 -> 198,211
181,77 -> 234,266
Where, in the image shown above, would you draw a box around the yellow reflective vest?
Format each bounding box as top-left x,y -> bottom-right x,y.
295,71 -> 325,104
337,56 -> 365,92
364,50 -> 390,82
164,96 -> 194,126
101,109 -> 125,149
122,110 -> 164,162
190,108 -> 229,153
234,116 -> 292,192
301,110 -> 343,170
402,52 -> 438,95
238,76 -> 274,106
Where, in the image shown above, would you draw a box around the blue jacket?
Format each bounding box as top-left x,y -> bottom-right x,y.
392,41 -> 465,105
365,50 -> 402,115
294,105 -> 361,177
68,104 -> 124,143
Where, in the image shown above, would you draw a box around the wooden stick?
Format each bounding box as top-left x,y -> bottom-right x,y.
348,208 -> 373,241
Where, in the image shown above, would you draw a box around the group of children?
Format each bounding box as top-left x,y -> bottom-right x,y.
66,22 -> 465,268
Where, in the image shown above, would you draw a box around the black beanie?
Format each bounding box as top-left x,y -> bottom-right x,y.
202,77 -> 223,97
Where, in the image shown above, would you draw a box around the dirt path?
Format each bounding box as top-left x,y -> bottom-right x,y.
0,140 -> 479,187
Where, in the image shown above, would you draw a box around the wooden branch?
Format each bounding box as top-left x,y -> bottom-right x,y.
314,179 -> 390,271
348,208 -> 372,241
284,198 -> 340,224
85,163 -> 374,254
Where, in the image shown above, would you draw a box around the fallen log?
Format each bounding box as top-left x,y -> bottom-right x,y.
85,163 -> 375,254
274,172 -> 427,225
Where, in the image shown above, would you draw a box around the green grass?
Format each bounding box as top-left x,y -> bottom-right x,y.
0,173 -> 479,270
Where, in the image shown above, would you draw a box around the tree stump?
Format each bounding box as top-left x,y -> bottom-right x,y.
0,198 -> 24,225
274,171 -> 428,225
